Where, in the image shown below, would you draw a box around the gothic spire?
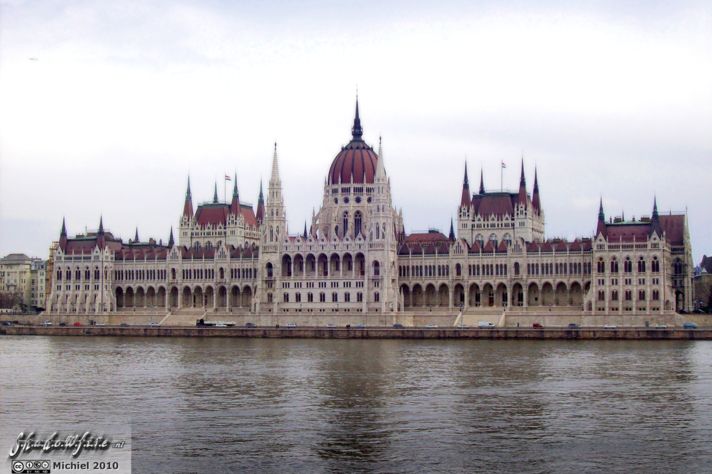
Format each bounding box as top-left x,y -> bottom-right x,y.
270,142 -> 281,184
98,215 -> 104,235
532,166 -> 541,213
213,182 -> 218,203
479,167 -> 485,194
303,221 -> 308,239
60,217 -> 67,237
168,226 -> 174,247
134,227 -> 139,243
449,218 -> 455,241
351,96 -> 363,140
460,162 -> 471,207
256,179 -> 265,225
652,195 -> 659,219
183,176 -> 194,218
596,197 -> 607,237
518,158 -> 527,206
230,172 -> 240,215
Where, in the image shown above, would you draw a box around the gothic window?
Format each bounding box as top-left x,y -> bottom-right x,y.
266,263 -> 273,279
343,211 -> 349,237
373,261 -> 380,277
673,259 -> 683,275
610,258 -> 619,273
374,292 -> 380,302
354,211 -> 362,237
456,263 -> 462,277
597,258 -> 605,273
652,257 -> 660,273
624,257 -> 632,273
638,290 -> 646,301
638,257 -> 646,273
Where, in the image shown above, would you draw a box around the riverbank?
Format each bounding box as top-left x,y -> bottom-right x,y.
2,325 -> 710,339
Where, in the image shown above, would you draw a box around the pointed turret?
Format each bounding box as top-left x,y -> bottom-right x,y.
460,162 -> 471,207
479,167 -> 485,194
650,196 -> 663,237
212,182 -> 218,204
134,227 -> 139,243
97,216 -> 105,249
351,96 -> 363,140
182,176 -> 194,219
375,135 -> 386,179
256,180 -> 265,225
303,221 -> 308,239
517,159 -> 527,206
230,172 -> 240,215
532,167 -> 541,214
59,217 -> 68,251
168,227 -> 175,248
596,197 -> 607,237
449,218 -> 456,241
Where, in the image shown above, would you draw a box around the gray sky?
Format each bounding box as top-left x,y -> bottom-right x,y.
1,0 -> 710,262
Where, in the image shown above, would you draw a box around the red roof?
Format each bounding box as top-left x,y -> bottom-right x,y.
659,215 -> 685,246
472,193 -> 515,218
605,223 -> 653,242
404,232 -> 449,244
327,140 -> 378,185
194,203 -> 257,228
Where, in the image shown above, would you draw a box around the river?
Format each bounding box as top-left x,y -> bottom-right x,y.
1,337 -> 711,472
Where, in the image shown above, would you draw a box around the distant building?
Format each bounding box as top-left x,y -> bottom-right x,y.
694,256 -> 712,311
45,99 -> 694,317
0,253 -> 46,311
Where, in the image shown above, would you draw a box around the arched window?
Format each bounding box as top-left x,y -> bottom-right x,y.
674,259 -> 683,274
652,257 -> 660,273
266,262 -> 273,278
343,211 -> 349,237
456,263 -> 462,276
354,211 -> 362,237
624,257 -> 632,273
597,258 -> 605,273
514,262 -> 520,276
638,257 -> 646,273
503,233 -> 512,245
610,258 -> 619,273
373,260 -> 380,277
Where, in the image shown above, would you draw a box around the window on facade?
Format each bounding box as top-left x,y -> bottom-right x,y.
652,258 -> 660,273
283,293 -> 289,303
625,290 -> 632,301
638,290 -> 645,301
612,290 -> 619,301
343,211 -> 349,238
332,292 -> 338,302
610,259 -> 619,273
638,257 -> 646,273
354,211 -> 362,237
624,257 -> 632,273
319,292 -> 326,303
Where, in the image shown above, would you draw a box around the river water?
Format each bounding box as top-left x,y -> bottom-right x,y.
1,337 -> 711,473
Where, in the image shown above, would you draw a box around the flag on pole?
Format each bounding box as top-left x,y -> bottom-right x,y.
501,161 -> 506,169
225,174 -> 231,181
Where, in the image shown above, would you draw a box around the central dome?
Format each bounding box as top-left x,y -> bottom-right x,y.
327,100 -> 379,185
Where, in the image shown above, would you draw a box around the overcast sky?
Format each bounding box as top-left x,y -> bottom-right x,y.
1,0 -> 710,263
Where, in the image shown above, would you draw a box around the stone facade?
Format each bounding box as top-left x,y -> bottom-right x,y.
0,253 -> 45,310
44,101 -> 695,319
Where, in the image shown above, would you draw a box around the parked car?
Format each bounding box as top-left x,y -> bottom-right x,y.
425,324 -> 438,328
654,323 -> 668,329
72,322 -> 82,327
245,322 -> 256,328
478,321 -> 495,329
392,323 -> 404,329
532,323 -> 543,329
215,323 -> 227,327
1,321 -> 13,326
603,324 -> 617,329
42,320 -> 52,326
683,322 -> 698,329
354,323 -> 365,329
58,322 -> 67,327
286,322 -> 297,328
148,322 -> 160,327
326,323 -> 335,328
567,323 -> 580,329
120,323 -> 129,327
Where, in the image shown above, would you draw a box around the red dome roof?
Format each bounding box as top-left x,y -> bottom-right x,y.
328,141 -> 378,185
327,98 -> 379,185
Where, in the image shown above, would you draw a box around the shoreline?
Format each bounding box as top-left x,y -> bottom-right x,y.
2,325 -> 711,340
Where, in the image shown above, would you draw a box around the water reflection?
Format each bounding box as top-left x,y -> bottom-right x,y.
1,337 -> 711,472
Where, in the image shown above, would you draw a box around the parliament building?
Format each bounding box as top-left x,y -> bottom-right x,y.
45,101 -> 694,323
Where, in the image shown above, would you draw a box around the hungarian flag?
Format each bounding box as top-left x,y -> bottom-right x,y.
225,174 -> 231,181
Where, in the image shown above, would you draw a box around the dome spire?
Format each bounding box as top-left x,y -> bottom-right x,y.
351,95 -> 363,140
